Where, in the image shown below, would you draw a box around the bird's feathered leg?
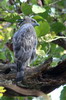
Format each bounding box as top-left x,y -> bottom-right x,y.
16,60 -> 26,82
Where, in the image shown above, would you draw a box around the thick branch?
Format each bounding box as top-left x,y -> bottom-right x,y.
4,85 -> 44,97
0,58 -> 66,96
0,18 -> 5,21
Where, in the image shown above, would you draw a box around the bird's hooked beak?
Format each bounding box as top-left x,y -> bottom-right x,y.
34,21 -> 40,26
35,22 -> 40,26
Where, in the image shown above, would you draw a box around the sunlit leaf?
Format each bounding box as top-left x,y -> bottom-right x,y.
0,93 -> 3,97
0,86 -> 6,97
0,35 -> 4,40
0,90 -> 6,93
0,87 -> 4,90
32,5 -> 46,14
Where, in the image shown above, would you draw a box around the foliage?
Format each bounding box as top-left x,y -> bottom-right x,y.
0,87 -> 6,97
0,0 -> 66,100
60,86 -> 66,100
0,96 -> 14,100
0,96 -> 32,100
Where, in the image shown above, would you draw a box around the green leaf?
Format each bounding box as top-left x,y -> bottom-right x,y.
40,42 -> 49,54
50,43 -> 64,58
21,3 -> 32,15
45,0 -> 52,4
18,97 -> 32,100
0,51 -> 6,60
31,0 -> 37,4
0,0 -> 8,9
35,21 -> 50,37
5,48 -> 14,63
58,0 -> 66,8
51,22 -> 66,33
32,5 -> 46,14
0,96 -> 14,100
33,15 -> 44,22
60,86 -> 66,100
51,58 -> 60,67
60,54 -> 66,61
5,13 -> 20,23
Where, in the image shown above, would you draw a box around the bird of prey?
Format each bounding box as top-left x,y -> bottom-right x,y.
13,16 -> 39,81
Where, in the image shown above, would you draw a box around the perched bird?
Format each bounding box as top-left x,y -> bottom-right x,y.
13,16 -> 39,81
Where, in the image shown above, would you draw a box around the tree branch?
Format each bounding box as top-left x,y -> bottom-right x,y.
0,18 -> 5,21
4,85 -> 44,97
37,0 -> 44,6
0,58 -> 66,96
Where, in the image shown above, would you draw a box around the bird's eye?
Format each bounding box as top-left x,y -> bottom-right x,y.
32,19 -> 36,23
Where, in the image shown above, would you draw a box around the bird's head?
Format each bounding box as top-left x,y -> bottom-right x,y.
17,16 -> 39,27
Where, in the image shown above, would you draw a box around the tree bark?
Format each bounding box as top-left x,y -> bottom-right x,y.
0,58 -> 66,97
